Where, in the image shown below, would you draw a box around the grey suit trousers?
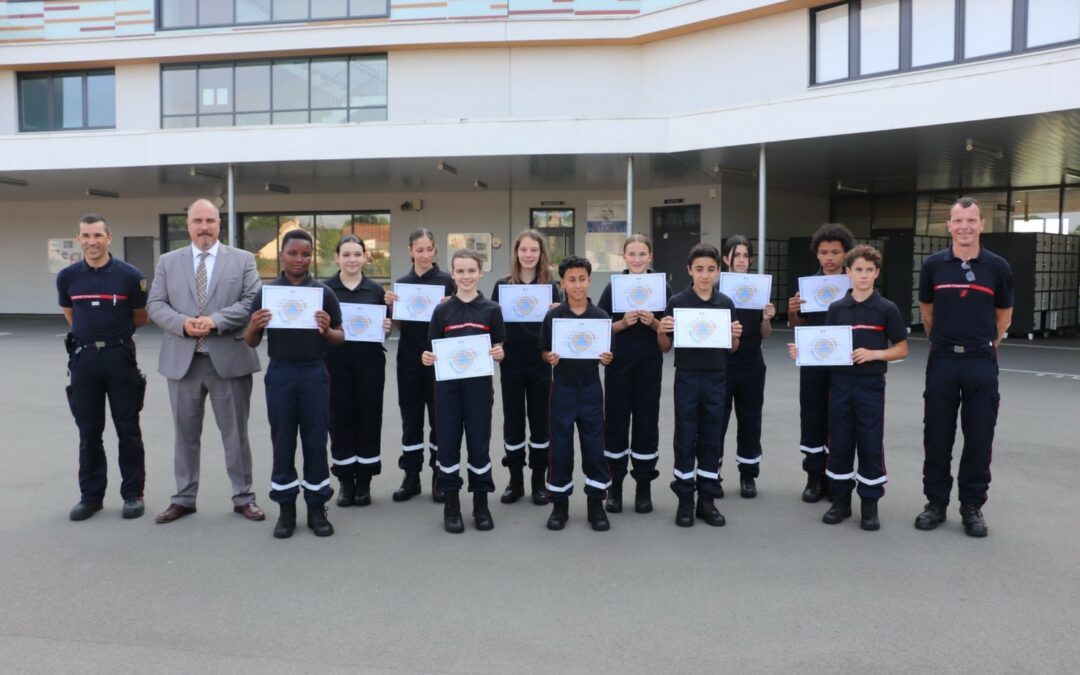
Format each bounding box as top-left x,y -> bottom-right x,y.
168,355 -> 255,507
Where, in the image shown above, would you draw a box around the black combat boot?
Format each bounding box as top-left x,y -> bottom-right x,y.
353,474 -> 372,507
530,469 -> 549,505
802,472 -> 825,503
860,499 -> 880,531
392,471 -> 421,502
473,492 -> 494,531
443,491 -> 465,534
273,502 -> 296,539
634,480 -> 653,513
822,492 -> 852,525
587,496 -> 610,531
501,466 -> 525,504
605,480 -> 623,513
675,497 -> 695,527
547,499 -> 569,531
336,475 -> 355,507
307,504 -> 334,537
695,496 -> 726,526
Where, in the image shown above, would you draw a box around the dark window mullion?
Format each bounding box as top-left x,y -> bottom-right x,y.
1013,0 -> 1027,52
899,0 -> 913,71
850,0 -> 860,81
955,0 -> 965,62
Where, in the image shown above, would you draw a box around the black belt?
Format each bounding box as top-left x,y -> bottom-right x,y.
934,343 -> 991,354
194,351 -> 210,356
79,337 -> 131,349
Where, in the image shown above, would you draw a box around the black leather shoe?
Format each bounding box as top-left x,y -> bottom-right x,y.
634,480 -> 653,513
587,496 -> 610,531
739,475 -> 757,499
337,477 -> 356,507
695,496 -> 726,527
443,491 -> 464,534
959,503 -> 988,538
122,498 -> 145,519
273,502 -> 296,539
802,473 -> 825,503
860,499 -> 880,531
605,480 -> 623,513
392,471 -> 421,502
547,499 -> 569,531
822,495 -> 852,524
914,502 -> 947,530
432,475 -> 446,504
675,497 -> 695,527
501,466 -> 525,504
69,501 -> 103,521
307,504 -> 334,537
473,492 -> 494,531
353,474 -> 371,507
530,469 -> 549,505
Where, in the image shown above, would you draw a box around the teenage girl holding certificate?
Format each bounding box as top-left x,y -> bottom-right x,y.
489,230 -> 562,506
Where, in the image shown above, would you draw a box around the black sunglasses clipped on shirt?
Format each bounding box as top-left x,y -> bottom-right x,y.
960,260 -> 975,282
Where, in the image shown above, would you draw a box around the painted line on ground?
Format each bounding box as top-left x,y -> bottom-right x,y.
1000,368 -> 1080,380
771,327 -> 1080,351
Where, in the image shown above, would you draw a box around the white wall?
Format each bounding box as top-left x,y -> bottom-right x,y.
115,64 -> 160,132
0,71 -> 16,135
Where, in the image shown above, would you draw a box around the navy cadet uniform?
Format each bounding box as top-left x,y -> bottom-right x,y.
395,266 -> 455,476
490,278 -> 561,474
539,301 -> 613,500
250,273 -> 342,506
597,272 -> 672,485
57,255 -> 148,506
664,287 -> 737,498
919,247 -> 1013,507
721,305 -> 766,479
823,291 -> 907,501
797,270 -> 843,476
428,293 -> 507,494
325,273 -> 386,481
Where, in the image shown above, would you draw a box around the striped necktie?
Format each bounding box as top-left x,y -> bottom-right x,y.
196,252 -> 209,352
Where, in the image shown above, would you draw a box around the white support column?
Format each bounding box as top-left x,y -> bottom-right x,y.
227,163 -> 237,246
626,155 -> 634,234
757,144 -> 766,274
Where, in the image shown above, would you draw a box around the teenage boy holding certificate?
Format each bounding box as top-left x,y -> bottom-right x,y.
539,255 -> 614,532
658,243 -> 742,528
786,245 -> 908,530
245,230 -> 343,539
422,250 -> 506,534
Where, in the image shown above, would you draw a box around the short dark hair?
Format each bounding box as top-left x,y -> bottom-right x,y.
810,222 -> 854,254
80,213 -> 110,234
558,255 -> 591,278
336,234 -> 365,254
722,235 -> 752,269
951,197 -> 983,218
451,249 -> 483,268
686,242 -> 721,267
845,244 -> 882,269
281,229 -> 313,249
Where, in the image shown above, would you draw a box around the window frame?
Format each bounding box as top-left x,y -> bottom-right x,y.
17,69 -> 117,133
156,0 -> 390,31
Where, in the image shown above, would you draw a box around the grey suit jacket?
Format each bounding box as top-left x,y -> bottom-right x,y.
147,243 -> 262,380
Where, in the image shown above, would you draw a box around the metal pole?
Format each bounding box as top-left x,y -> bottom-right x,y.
626,155 -> 634,235
757,144 -> 766,274
227,163 -> 236,246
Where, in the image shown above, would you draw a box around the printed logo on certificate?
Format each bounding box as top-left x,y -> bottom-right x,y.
341,303 -> 386,343
611,273 -> 667,313
263,285 -> 323,329
498,284 -> 552,323
432,334 -> 494,381
794,326 -> 853,367
798,275 -> 852,313
393,283 -> 444,322
551,318 -> 612,360
673,308 -> 732,349
719,273 -> 772,310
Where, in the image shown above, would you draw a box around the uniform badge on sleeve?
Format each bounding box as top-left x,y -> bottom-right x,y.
140,279 -> 148,292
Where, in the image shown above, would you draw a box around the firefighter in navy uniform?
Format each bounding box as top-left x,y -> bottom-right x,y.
915,197 -> 1013,538
58,214 -> 149,521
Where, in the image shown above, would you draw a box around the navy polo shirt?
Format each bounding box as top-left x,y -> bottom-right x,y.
597,270 -> 672,355
664,286 -> 737,371
490,276 -> 562,354
825,291 -> 908,376
428,293 -> 508,347
728,307 -> 765,366
539,300 -> 611,378
918,246 -> 1013,351
325,272 -> 386,356
57,255 -> 147,342
250,273 -> 342,362
395,265 -> 455,349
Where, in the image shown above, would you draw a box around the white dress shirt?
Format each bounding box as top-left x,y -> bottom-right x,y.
192,241 -> 220,290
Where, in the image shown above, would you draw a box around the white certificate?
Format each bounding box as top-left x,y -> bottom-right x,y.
798,275 -> 851,313
673,307 -> 732,349
498,284 -> 552,323
340,303 -> 386,343
263,285 -> 322,330
551,318 -> 612,360
392,283 -> 445,322
610,273 -> 667,313
432,334 -> 494,381
719,273 -> 772,310
795,325 -> 853,367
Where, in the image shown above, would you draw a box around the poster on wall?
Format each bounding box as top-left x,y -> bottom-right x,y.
585,233 -> 625,272
586,200 -> 628,234
48,238 -> 80,273
531,208 -> 575,229
447,232 -> 492,271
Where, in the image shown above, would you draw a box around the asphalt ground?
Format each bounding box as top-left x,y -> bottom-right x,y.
1,316 -> 1078,674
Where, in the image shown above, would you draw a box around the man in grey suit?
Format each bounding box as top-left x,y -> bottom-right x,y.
148,198 -> 265,523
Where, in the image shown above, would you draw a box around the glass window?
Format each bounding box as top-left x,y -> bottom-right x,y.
1012,189 -> 1062,234
315,214 -> 352,277
963,191 -> 1009,232
873,194 -> 915,230
273,61 -> 309,111
198,0 -> 233,25
18,70 -> 116,132
313,0 -> 349,18
198,114 -> 233,127
912,0 -> 956,67
163,213 -> 230,251
86,72 -> 116,128
1027,0 -> 1080,48
198,66 -> 233,114
859,0 -> 899,75
236,112 -> 271,125
160,0 -> 197,28
350,0 -> 386,16
18,76 -> 50,131
311,109 -> 348,124
1063,187 -> 1080,236
273,111 -> 309,124
349,107 -> 387,123
236,0 -> 271,23
243,214 -> 282,278
310,59 -> 348,110
350,56 -> 387,108
964,0 -> 1012,59
57,74 -> 84,129
163,116 -> 197,129
354,213 -> 392,279
162,68 -> 198,116
815,4 -> 849,83
273,0 -> 307,21
235,63 -> 270,112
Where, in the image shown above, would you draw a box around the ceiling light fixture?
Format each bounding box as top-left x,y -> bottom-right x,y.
713,164 -> 757,178
86,188 -> 119,199
474,179 -> 488,190
189,166 -> 225,180
264,183 -> 290,194
835,181 -> 869,194
964,138 -> 1004,159
437,161 -> 458,176
0,176 -> 28,187
1063,167 -> 1080,181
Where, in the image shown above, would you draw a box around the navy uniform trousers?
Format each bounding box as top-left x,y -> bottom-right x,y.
670,369 -> 725,498
397,343 -> 438,474
66,341 -> 146,503
266,360 -> 333,505
434,376 -> 496,493
546,375 -> 611,500
603,350 -> 662,482
923,351 -> 999,507
499,350 -> 550,471
799,366 -> 831,474
328,349 -> 385,479
721,359 -> 766,478
825,372 -> 887,500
